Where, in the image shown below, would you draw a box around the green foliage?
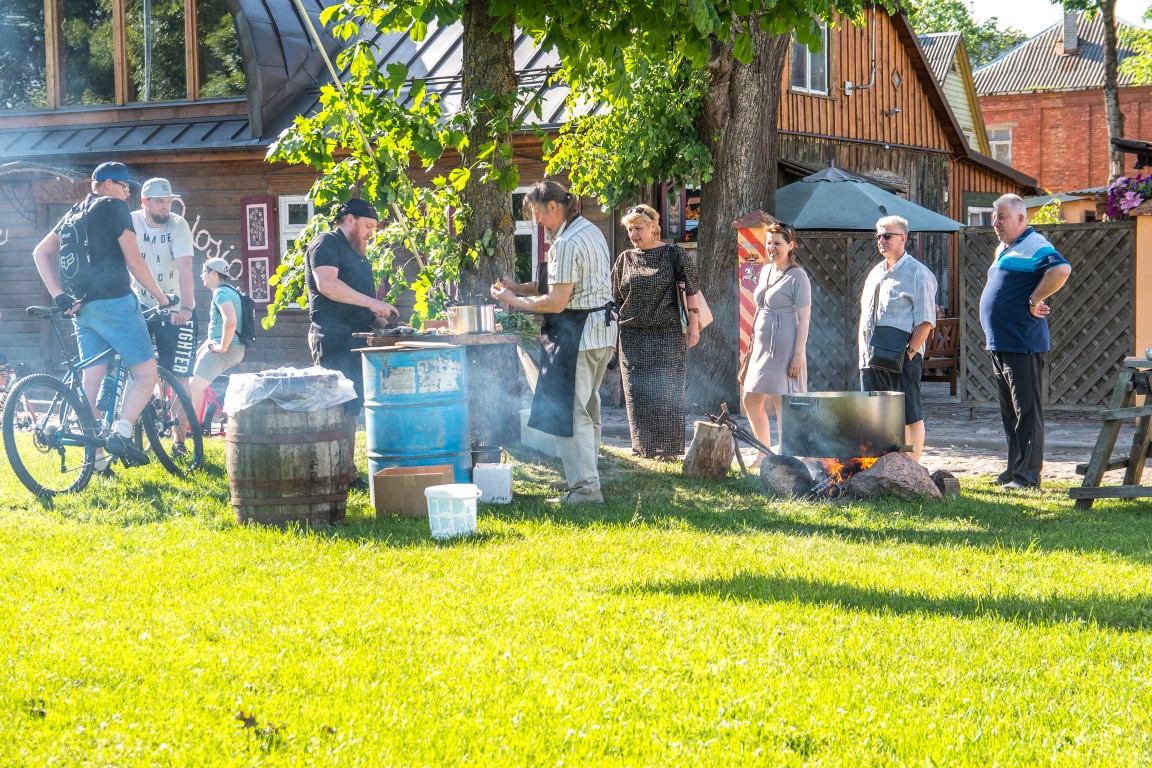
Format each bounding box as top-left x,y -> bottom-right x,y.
265,11 -> 535,327
4,439 -> 1152,762
1029,200 -> 1066,224
1120,7 -> 1152,84
547,57 -> 713,208
0,0 -> 48,109
908,0 -> 1026,67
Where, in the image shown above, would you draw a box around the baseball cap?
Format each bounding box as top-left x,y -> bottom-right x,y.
335,198 -> 379,220
92,162 -> 138,185
141,178 -> 181,199
203,257 -> 232,277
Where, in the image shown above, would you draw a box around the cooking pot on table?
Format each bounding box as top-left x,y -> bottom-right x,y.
781,391 -> 905,459
448,304 -> 496,334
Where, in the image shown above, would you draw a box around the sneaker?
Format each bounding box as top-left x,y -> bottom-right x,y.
348,477 -> 370,492
105,433 -> 150,468
556,489 -> 604,506
172,442 -> 188,459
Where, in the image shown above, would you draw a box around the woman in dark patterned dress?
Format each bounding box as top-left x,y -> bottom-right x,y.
612,204 -> 701,458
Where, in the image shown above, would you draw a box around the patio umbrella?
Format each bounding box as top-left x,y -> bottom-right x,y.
775,166 -> 964,232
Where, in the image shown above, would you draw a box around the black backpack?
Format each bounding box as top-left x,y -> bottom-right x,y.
221,283 -> 258,345
57,195 -> 100,297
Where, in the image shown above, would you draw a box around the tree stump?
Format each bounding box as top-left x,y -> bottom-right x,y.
683,421 -> 735,479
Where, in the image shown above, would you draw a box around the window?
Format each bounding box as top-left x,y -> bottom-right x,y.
4,0 -> 242,111
512,188 -> 543,284
790,24 -> 829,95
968,206 -> 993,227
989,128 -> 1012,165
0,0 -> 48,109
279,195 -> 314,259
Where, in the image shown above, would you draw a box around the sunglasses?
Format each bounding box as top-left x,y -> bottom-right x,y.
626,206 -> 655,220
111,180 -> 131,191
875,232 -> 904,241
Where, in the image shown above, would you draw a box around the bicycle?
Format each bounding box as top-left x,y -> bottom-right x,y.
1,304 -> 205,496
198,374 -> 230,438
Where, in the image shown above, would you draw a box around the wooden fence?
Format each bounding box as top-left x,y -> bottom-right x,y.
958,221 -> 1136,407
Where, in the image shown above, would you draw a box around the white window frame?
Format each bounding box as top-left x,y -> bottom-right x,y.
279,195 -> 314,259
988,128 -> 1012,165
513,187 -> 544,282
790,24 -> 830,95
968,206 -> 993,227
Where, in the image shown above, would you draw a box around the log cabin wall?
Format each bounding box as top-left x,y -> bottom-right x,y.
779,12 -> 953,153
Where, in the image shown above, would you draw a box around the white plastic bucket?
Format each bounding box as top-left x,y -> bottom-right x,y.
424,483 -> 481,539
473,463 -> 513,503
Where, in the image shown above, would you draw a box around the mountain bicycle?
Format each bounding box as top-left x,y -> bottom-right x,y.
1,304 -> 204,496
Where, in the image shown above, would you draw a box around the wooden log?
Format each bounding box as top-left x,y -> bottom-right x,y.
683,421 -> 735,479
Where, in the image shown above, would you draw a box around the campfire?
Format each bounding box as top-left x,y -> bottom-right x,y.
811,456 -> 881,499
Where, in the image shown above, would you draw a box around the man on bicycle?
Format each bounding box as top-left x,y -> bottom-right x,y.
31,161 -> 174,466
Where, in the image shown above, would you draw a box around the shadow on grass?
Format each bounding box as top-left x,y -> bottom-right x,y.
634,572 -> 1152,633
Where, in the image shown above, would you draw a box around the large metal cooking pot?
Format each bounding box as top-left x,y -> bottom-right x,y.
447,304 -> 496,334
781,391 -> 905,459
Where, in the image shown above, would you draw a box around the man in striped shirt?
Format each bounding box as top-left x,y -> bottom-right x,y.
491,182 -> 617,505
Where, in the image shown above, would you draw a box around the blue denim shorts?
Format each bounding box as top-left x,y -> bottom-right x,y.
74,293 -> 156,368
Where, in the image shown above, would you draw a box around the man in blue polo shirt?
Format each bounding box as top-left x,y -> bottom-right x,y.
979,194 -> 1072,489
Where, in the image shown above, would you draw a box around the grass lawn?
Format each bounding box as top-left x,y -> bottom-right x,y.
2,436 -> 1152,765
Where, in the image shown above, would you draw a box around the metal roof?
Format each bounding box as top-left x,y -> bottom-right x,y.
917,33 -> 961,84
974,11 -> 1142,95
316,22 -> 579,129
0,114 -> 264,163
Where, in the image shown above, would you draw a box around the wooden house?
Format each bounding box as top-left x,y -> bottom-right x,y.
975,10 -> 1152,193
917,32 -> 990,156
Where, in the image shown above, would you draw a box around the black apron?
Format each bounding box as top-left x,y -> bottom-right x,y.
528,304 -> 615,437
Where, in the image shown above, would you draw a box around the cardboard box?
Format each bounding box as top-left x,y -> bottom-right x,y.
373,464 -> 455,518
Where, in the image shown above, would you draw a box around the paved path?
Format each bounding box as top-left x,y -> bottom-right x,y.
597,383 -> 1135,485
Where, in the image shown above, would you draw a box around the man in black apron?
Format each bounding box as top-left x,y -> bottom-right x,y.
305,198 -> 399,490
491,185 -> 616,505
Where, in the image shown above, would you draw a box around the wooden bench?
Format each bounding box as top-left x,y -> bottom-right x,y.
921,317 -> 959,396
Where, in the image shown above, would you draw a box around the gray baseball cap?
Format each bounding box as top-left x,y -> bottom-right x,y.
141,178 -> 181,199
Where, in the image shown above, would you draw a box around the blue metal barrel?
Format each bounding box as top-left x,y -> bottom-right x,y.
362,346 -> 471,485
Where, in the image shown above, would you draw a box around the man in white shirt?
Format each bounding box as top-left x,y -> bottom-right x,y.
132,177 -> 198,384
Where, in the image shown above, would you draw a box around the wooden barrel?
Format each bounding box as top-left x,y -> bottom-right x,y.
226,398 -> 353,527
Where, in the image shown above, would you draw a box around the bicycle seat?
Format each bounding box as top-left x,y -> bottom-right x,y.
27,306 -> 63,319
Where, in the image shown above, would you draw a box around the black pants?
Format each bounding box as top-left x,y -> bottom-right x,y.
990,351 -> 1045,486
309,323 -> 364,414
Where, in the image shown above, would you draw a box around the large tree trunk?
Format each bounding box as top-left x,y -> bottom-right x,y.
459,2 -> 516,297
1101,0 -> 1126,181
688,25 -> 790,414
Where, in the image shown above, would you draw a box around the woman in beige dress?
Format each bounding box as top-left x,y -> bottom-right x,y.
742,223 -> 811,465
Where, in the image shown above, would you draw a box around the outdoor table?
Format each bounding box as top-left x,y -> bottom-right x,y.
1069,357 -> 1152,508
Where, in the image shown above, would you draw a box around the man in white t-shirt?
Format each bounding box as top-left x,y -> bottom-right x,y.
132,177 -> 197,382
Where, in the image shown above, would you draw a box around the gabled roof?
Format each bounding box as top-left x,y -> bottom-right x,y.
917,32 -> 961,83
974,11 -> 1142,95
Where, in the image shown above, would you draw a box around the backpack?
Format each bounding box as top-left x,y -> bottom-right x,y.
220,284 -> 258,346
57,195 -> 100,297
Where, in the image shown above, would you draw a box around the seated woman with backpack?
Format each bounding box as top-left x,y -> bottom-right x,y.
190,257 -> 247,423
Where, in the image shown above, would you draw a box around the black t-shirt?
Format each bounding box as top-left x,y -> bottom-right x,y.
305,229 -> 377,330
53,194 -> 135,301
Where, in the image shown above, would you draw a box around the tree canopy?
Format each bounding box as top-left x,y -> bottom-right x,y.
907,0 -> 1026,67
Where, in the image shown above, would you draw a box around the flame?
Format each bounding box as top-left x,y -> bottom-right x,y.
817,456 -> 879,482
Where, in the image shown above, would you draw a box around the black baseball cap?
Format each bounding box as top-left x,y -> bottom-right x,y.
336,198 -> 379,220
93,162 -> 139,185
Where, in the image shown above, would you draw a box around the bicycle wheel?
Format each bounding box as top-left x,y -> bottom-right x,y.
1,373 -> 98,496
200,401 -> 228,437
140,367 -> 204,475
